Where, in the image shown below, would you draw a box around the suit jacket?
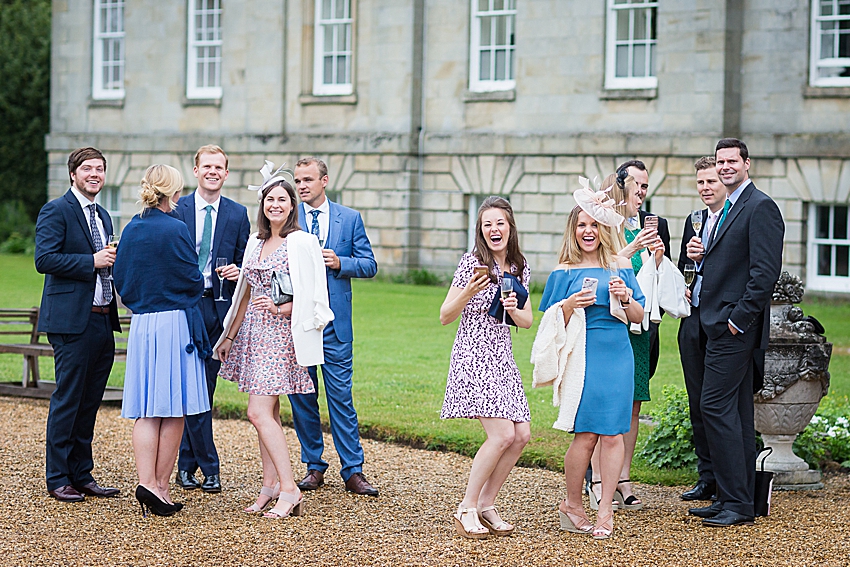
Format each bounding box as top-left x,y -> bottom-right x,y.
35,189 -> 120,334
699,182 -> 784,349
174,192 -> 250,324
299,200 -> 377,344
638,209 -> 672,261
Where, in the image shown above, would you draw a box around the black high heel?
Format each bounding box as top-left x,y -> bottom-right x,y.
135,486 -> 177,517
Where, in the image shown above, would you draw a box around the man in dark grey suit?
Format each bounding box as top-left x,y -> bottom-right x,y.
677,156 -> 726,502
35,147 -> 121,502
686,139 -> 784,527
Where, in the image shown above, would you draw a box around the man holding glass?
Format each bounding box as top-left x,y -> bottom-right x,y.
173,145 -> 250,493
677,156 -> 725,503
288,157 -> 379,497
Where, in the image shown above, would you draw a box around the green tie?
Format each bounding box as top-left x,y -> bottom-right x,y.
716,199 -> 731,231
198,205 -> 213,272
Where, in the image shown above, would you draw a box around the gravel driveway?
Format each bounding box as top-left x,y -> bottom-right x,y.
1,397 -> 847,566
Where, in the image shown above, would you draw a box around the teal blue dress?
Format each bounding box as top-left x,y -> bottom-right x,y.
539,267 -> 645,435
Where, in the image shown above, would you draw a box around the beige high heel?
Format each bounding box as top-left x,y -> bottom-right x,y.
558,500 -> 593,534
243,482 -> 280,513
263,489 -> 304,519
592,512 -> 614,540
453,506 -> 489,539
477,505 -> 514,536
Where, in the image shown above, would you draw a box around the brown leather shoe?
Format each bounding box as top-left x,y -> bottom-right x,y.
48,485 -> 85,502
344,473 -> 378,497
75,481 -> 120,497
297,469 -> 325,491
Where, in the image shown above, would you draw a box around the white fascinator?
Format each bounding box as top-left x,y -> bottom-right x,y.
573,176 -> 625,229
247,160 -> 294,201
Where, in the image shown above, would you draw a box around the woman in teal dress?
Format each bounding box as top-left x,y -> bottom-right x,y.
540,185 -> 645,540
588,172 -> 665,511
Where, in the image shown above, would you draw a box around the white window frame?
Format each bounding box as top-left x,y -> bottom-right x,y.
186,0 -> 223,100
468,0 -> 517,93
96,186 -> 123,233
605,0 -> 658,90
809,0 -> 850,87
313,0 -> 354,96
92,0 -> 125,100
807,203 -> 850,292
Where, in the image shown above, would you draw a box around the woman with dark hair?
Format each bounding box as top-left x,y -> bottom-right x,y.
216,163 -> 332,519
439,196 -> 533,539
114,164 -> 209,517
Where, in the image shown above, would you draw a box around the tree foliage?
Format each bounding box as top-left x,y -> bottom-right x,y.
0,0 -> 51,223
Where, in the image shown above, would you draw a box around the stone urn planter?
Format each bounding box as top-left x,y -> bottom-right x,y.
754,272 -> 832,490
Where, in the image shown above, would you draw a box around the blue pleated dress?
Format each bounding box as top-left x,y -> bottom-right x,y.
539,267 -> 645,436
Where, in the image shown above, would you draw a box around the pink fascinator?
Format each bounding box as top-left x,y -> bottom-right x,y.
573,176 -> 625,229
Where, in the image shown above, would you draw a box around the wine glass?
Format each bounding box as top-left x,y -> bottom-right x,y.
104,235 -> 118,281
215,257 -> 228,302
683,264 -> 696,287
691,209 -> 704,236
498,276 -> 512,327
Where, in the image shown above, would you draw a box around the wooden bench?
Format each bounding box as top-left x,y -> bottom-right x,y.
0,307 -> 130,399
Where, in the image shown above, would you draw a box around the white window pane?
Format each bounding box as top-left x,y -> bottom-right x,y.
324,24 -> 334,51
818,244 -> 832,275
478,0 -> 489,11
494,0 -> 504,10
337,55 -> 347,83
821,0 -> 834,17
616,45 -> 629,77
481,16 -> 492,45
838,245 -> 850,276
337,24 -> 348,50
635,9 -> 648,40
324,55 -> 334,84
495,50 -> 506,80
496,15 -> 506,44
335,0 -> 346,19
649,43 -> 656,76
633,44 -> 647,77
617,10 -> 630,41
506,0 -> 515,9
480,50 -> 491,80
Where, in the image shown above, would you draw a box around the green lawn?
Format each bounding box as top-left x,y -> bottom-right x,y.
2,253 -> 847,485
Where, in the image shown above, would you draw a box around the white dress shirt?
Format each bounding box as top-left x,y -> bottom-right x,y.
194,191 -> 220,288
303,199 -> 331,246
71,187 -> 109,306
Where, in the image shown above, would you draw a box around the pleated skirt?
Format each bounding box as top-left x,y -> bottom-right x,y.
121,310 -> 209,419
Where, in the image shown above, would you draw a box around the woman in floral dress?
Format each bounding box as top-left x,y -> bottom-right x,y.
439,197 -> 533,539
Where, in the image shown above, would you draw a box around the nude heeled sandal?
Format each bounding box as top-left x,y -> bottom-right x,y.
558,500 -> 593,534
263,489 -> 304,519
243,482 -> 280,513
477,505 -> 514,536
453,507 -> 489,539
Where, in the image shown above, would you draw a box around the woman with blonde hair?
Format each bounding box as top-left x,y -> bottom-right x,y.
114,164 -> 210,517
439,196 -> 533,539
538,182 -> 645,539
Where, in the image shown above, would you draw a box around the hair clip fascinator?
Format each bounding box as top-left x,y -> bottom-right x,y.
573,176 -> 626,228
247,160 -> 295,201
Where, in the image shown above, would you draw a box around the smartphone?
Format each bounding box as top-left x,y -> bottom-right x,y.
473,266 -> 489,279
581,277 -> 598,296
644,215 -> 659,232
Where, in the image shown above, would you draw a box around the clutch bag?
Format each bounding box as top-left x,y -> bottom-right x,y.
270,270 -> 293,305
488,272 -> 528,327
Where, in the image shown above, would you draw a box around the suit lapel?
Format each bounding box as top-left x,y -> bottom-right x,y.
65,190 -> 96,252
326,200 -> 343,250
184,195 -> 198,241
211,197 -> 228,259
97,205 -> 113,237
298,203 -> 308,232
706,184 -> 754,255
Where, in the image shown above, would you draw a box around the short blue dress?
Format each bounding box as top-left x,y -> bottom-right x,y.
539,267 -> 645,435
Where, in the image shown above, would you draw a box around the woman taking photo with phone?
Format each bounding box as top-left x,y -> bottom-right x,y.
538,182 -> 645,539
439,196 -> 533,539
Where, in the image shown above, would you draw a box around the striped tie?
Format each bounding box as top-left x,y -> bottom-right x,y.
88,204 -> 112,304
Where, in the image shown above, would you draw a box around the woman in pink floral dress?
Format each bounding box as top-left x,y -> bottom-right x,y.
218,174 -> 328,520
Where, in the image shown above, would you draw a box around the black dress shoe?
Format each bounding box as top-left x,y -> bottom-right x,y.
175,470 -> 201,490
297,469 -> 325,491
688,501 -> 723,518
344,472 -> 379,497
48,485 -> 85,502
702,510 -> 755,527
681,480 -> 716,501
75,481 -> 120,497
201,474 -> 221,493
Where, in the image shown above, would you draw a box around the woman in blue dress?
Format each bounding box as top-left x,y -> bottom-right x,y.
539,185 -> 645,539
114,164 -> 209,517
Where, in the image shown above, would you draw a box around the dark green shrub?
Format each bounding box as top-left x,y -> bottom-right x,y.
640,385 -> 697,469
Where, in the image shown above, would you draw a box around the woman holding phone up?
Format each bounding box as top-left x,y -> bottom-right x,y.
539,183 -> 645,539
439,197 -> 533,539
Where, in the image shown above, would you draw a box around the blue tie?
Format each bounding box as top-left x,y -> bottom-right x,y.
198,205 -> 213,273
88,205 -> 112,304
310,209 -> 321,240
716,199 -> 731,231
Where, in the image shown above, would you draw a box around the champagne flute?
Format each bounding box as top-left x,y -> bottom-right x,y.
104,234 -> 118,280
691,209 -> 704,236
684,264 -> 696,287
215,257 -> 228,302
498,276 -> 512,327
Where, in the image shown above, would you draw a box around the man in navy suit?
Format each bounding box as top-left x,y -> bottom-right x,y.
686,139 -> 784,527
35,147 -> 121,502
173,145 -> 250,493
288,157 -> 379,496
677,156 -> 726,502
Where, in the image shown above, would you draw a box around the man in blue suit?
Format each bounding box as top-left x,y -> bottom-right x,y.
35,147 -> 121,502
288,157 -> 379,496
173,145 -> 250,493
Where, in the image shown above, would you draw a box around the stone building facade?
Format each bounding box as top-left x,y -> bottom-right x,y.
48,1 -> 850,290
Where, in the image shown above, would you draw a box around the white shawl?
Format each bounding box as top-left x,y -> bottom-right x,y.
531,300 -> 586,433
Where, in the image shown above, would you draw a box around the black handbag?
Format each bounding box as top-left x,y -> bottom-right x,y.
488,272 -> 528,326
754,447 -> 774,517
270,270 -> 293,305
